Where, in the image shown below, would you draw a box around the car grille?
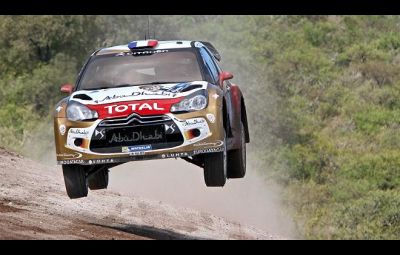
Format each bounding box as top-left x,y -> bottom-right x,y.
98,113 -> 171,127
90,115 -> 183,153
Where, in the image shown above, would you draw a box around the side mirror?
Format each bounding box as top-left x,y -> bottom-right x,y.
61,84 -> 74,94
219,71 -> 234,83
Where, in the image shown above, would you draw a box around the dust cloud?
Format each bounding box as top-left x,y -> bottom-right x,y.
109,156 -> 298,238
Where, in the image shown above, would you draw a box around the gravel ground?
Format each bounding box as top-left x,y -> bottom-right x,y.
0,148 -> 280,240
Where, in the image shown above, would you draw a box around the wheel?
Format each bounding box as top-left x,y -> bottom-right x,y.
203,133 -> 227,187
88,167 -> 109,190
227,121 -> 247,178
62,165 -> 88,199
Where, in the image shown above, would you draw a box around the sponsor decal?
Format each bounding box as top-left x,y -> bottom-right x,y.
161,83 -> 196,93
86,98 -> 182,118
69,128 -> 90,135
132,49 -> 169,55
162,152 -> 190,158
94,91 -> 176,104
56,152 -> 83,159
56,106 -> 63,112
140,83 -> 201,94
109,130 -> 163,144
87,159 -> 115,165
194,140 -> 224,147
105,102 -> 164,114
212,94 -> 219,99
139,85 -> 162,92
59,159 -> 85,164
59,125 -> 66,136
122,144 -> 152,153
181,118 -> 206,127
193,147 -> 224,154
206,114 -> 216,123
128,151 -> 145,156
115,50 -> 169,57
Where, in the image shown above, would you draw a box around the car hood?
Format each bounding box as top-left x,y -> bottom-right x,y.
69,81 -> 208,105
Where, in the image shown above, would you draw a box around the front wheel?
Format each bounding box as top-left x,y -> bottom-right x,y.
227,121 -> 246,178
88,167 -> 109,190
62,165 -> 88,199
203,136 -> 227,187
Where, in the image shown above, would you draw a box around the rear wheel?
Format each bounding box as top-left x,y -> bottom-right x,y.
227,121 -> 246,178
88,167 -> 109,190
203,134 -> 227,187
62,165 -> 88,199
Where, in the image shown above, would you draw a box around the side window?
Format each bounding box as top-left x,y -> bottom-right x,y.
206,48 -> 222,73
199,48 -> 219,84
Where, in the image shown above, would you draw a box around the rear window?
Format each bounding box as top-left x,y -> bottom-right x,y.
78,49 -> 203,90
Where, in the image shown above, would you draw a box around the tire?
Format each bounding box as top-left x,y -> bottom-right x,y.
227,121 -> 246,178
88,167 -> 109,190
62,165 -> 88,199
203,133 -> 227,187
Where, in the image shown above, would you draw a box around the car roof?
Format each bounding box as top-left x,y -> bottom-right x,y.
96,40 -> 194,56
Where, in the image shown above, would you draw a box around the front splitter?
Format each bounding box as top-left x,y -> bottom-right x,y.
57,147 -> 224,165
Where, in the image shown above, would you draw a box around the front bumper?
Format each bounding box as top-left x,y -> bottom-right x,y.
54,98 -> 224,165
56,147 -> 224,165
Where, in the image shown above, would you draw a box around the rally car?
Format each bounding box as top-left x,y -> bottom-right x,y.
54,40 -> 250,199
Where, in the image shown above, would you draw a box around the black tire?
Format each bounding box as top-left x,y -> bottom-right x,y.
203,134 -> 227,187
62,165 -> 88,199
88,167 -> 109,190
227,121 -> 247,178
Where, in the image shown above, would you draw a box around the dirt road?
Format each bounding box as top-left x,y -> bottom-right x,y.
0,148 -> 279,239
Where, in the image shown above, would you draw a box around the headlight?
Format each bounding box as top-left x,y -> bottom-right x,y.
66,101 -> 98,121
170,91 -> 208,113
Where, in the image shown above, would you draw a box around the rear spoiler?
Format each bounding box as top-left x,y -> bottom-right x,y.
200,41 -> 221,62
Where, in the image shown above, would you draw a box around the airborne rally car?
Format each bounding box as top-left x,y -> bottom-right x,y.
54,40 -> 250,199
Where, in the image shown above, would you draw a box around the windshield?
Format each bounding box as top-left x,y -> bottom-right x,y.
78,49 -> 203,90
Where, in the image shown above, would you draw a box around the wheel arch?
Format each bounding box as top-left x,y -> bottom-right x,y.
240,96 -> 250,143
222,96 -> 233,138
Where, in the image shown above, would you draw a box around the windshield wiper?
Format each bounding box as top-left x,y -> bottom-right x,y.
90,84 -> 144,90
132,81 -> 188,86
86,81 -> 189,90
84,86 -> 112,90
